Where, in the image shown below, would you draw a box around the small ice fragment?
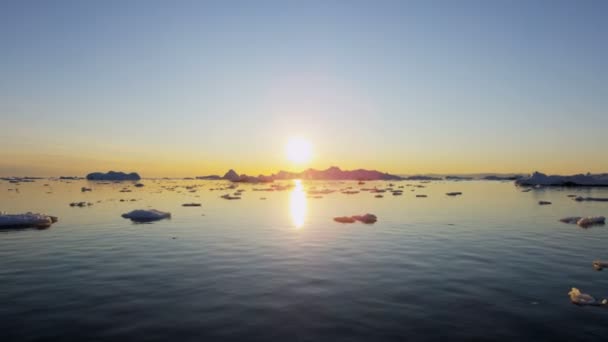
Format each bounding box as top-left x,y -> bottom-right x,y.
592,260 -> 608,271
446,192 -> 462,196
538,201 -> 552,205
334,216 -> 356,223
568,288 -> 600,306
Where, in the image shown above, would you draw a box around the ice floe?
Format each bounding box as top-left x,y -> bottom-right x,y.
121,209 -> 171,222
0,212 -> 58,229
334,214 -> 377,224
568,288 -> 607,306
87,171 -> 141,181
560,216 -> 605,227
574,196 -> 608,202
592,260 -> 608,271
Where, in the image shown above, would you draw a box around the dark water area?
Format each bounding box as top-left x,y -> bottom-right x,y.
2,179 -> 608,341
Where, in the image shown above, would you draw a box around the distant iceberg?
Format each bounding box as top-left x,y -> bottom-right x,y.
0,212 -> 58,229
516,172 -> 608,187
86,171 -> 141,181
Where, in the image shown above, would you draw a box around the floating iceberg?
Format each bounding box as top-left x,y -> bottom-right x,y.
334,214 -> 377,224
0,212 -> 58,229
538,201 -> 552,205
446,192 -> 462,196
574,196 -> 608,202
516,172 -> 608,187
87,171 -> 141,181
70,202 -> 92,207
592,260 -> 608,271
334,216 -> 356,223
559,216 -> 605,227
353,214 -> 377,224
182,203 -> 202,207
568,288 -> 607,306
577,216 -> 605,228
121,209 -> 171,222
559,217 -> 581,224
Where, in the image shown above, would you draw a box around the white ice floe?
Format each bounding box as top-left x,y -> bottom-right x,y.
516,172 -> 608,187
568,288 -> 607,306
121,209 -> 171,222
0,212 -> 58,229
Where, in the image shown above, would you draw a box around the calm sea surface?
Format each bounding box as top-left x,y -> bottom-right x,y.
1,179 -> 608,341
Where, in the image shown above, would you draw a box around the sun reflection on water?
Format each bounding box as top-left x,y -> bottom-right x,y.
289,179 -> 307,229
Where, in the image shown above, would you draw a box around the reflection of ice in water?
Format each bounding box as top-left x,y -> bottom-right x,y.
290,179 -> 307,228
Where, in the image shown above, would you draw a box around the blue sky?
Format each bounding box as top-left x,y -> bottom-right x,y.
1,0 -> 607,176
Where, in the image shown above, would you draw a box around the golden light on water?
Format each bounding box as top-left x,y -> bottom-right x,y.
289,179 -> 307,229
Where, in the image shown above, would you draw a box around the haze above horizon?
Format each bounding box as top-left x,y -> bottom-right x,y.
1,0 -> 607,177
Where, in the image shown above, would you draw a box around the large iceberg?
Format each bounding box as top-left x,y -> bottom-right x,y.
516,172 -> 608,187
86,171 -> 141,181
0,212 -> 58,229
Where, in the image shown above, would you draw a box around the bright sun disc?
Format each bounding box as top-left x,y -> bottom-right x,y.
286,137 -> 312,164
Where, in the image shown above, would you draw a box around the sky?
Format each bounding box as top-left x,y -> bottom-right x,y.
1,0 -> 607,177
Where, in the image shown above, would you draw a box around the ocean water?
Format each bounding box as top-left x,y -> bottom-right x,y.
1,179 -> 608,341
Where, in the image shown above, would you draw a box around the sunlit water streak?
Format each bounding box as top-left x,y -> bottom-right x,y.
1,179 -> 608,341
289,180 -> 307,229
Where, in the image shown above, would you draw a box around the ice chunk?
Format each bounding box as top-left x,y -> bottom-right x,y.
577,216 -> 605,228
182,203 -> 202,207
121,209 -> 171,222
538,201 -> 552,205
568,288 -> 606,306
352,214 -> 378,224
0,212 -> 58,229
592,260 -> 608,271
334,216 -> 356,223
559,216 -> 605,227
574,196 -> 608,202
446,192 -> 462,196
560,216 -> 582,224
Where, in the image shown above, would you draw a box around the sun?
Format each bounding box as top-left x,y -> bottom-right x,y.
286,137 -> 312,164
